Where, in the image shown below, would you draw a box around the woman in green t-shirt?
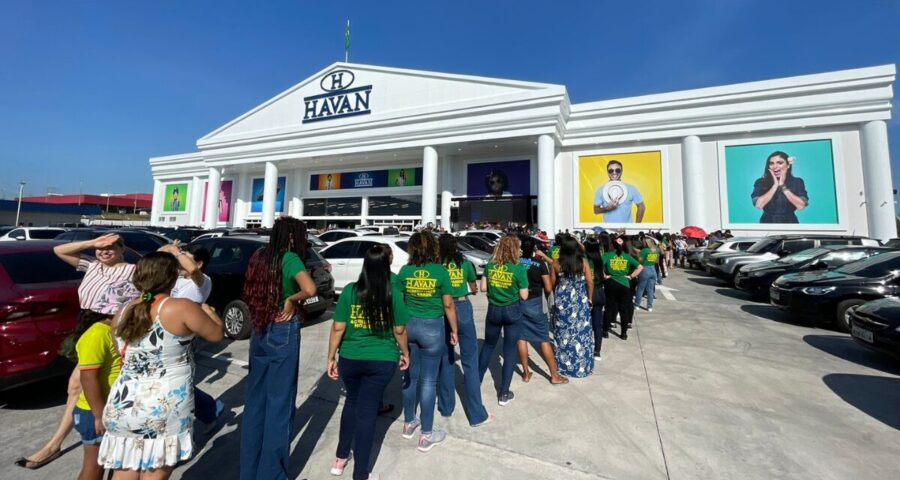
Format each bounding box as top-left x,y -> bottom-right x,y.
635,237 -> 660,312
602,235 -> 643,341
478,235 -> 529,406
326,244 -> 411,479
397,232 -> 458,452
240,218 -> 318,479
437,234 -> 493,426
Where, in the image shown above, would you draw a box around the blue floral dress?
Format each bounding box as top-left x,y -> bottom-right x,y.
551,274 -> 594,377
99,298 -> 195,470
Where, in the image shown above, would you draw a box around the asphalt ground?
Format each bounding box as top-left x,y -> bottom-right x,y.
2,267 -> 899,479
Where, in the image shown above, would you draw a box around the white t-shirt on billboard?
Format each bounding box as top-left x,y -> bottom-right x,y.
171,275 -> 212,304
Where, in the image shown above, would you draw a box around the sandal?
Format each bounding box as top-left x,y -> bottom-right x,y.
550,377 -> 569,386
14,450 -> 61,470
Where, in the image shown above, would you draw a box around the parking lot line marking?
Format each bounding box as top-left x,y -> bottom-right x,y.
196,350 -> 250,368
656,285 -> 678,301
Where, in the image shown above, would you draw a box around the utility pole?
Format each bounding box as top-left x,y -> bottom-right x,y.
15,181 -> 26,226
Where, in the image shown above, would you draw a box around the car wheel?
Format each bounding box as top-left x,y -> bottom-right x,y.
834,299 -> 866,333
223,300 -> 252,340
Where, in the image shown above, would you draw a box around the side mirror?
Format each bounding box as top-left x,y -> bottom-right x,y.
14,235 -> 25,241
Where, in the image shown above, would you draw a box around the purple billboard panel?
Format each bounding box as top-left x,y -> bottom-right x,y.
466,160 -> 531,197
203,180 -> 233,222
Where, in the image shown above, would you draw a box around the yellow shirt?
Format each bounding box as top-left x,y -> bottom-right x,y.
75,322 -> 121,411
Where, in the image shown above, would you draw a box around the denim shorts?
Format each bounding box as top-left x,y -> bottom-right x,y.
73,407 -> 103,445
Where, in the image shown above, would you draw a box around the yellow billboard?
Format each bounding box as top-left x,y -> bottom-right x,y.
578,151 -> 664,225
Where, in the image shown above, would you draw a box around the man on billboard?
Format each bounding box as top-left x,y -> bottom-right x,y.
593,160 -> 645,223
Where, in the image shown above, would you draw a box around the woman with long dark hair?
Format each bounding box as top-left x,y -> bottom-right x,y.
516,236 -> 568,385
752,151 -> 808,223
436,234 -> 493,426
99,252 -> 224,479
602,236 -> 642,342
583,239 -> 607,359
240,217 -> 317,479
397,232 -> 458,452
550,236 -> 594,376
326,245 -> 411,479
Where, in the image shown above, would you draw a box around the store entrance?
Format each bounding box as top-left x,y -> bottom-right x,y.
453,195 -> 536,229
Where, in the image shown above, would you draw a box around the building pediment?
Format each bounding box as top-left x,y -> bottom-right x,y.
198,62 -> 567,153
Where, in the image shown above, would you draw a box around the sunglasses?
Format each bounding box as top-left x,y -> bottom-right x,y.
608,168 -> 622,174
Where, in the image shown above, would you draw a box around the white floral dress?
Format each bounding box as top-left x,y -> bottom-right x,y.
99,298 -> 195,470
551,274 -> 595,377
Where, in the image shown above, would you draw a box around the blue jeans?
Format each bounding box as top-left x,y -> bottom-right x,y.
478,303 -> 523,396
438,299 -> 488,425
337,358 -> 396,480
72,407 -> 103,445
240,318 -> 300,480
402,316 -> 446,434
635,267 -> 658,309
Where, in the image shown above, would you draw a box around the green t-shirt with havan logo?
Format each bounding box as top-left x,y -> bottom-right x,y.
602,252 -> 640,288
444,260 -> 477,298
333,283 -> 410,362
280,252 -> 307,304
484,261 -> 528,306
640,248 -> 660,267
397,263 -> 452,319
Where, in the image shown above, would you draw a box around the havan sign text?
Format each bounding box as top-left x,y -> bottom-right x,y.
303,69 -> 372,124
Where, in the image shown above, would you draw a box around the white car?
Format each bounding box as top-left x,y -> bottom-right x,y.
457,230 -> 504,245
355,225 -> 401,235
318,229 -> 382,244
0,227 -> 66,241
319,236 -> 410,292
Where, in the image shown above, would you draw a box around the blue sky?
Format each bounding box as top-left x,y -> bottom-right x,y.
1,0 -> 898,209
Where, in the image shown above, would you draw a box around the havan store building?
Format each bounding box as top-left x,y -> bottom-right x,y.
150,62 -> 897,240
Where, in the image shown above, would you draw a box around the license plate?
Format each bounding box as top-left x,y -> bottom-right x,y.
303,295 -> 319,306
851,325 -> 874,343
771,290 -> 780,301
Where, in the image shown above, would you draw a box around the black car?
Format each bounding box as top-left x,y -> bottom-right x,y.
156,227 -> 207,243
770,251 -> 900,332
736,246 -> 892,298
190,236 -> 334,340
848,297 -> 900,359
57,228 -> 169,255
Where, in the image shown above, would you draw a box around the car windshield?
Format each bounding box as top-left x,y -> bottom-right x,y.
307,235 -> 327,248
0,251 -> 85,283
777,248 -> 827,264
30,229 -> 63,239
708,242 -> 723,250
747,239 -> 778,253
835,252 -> 900,278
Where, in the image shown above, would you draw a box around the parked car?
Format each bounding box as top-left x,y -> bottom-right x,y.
0,227 -> 66,242
157,227 -> 207,243
458,230 -> 504,245
709,235 -> 878,284
319,236 -> 410,293
457,240 -> 491,276
307,234 -> 328,251
0,241 -> 140,391
456,235 -> 494,254
699,237 -> 762,270
770,251 -> 900,332
355,225 -> 401,235
318,229 -> 380,244
848,297 -> 900,359
55,228 -> 109,242
735,246 -> 893,298
107,230 -> 171,255
190,236 -> 335,340
883,238 -> 900,249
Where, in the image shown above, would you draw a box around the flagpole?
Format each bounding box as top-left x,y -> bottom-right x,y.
344,19 -> 350,63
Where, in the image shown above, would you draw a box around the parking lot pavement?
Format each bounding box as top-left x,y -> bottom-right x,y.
2,267 -> 899,479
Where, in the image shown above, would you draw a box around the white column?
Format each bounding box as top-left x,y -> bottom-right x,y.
261,162 -> 278,228
860,121 -> 897,241
681,135 -> 707,229
232,172 -> 249,228
204,168 -> 222,229
188,176 -> 202,226
151,179 -> 163,226
290,170 -> 304,218
421,146 -> 438,227
537,134 -> 555,234
360,196 -> 369,225
441,191 -> 452,231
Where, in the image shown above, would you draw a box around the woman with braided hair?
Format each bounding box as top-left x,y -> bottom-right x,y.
239,217 -> 317,480
98,252 -> 224,478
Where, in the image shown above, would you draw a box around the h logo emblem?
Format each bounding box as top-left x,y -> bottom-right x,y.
329,72 -> 345,90
320,69 -> 356,92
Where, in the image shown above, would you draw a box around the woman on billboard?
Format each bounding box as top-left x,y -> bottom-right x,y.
751,151 -> 808,223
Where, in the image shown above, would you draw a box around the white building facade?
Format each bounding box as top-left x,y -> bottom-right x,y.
150,63 -> 897,240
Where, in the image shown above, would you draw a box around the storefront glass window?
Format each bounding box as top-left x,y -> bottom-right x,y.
304,197 -> 362,216
368,195 -> 422,216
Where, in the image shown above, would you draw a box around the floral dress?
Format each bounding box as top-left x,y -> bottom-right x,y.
551,274 -> 594,377
99,298 -> 195,470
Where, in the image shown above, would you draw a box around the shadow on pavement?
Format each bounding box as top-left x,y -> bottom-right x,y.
0,374 -> 69,410
688,277 -> 725,287
803,335 -> 900,376
823,373 -> 900,430
716,288 -> 765,303
740,305 -> 812,326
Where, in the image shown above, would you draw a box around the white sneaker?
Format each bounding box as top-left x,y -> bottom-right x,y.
648,308 -> 653,312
